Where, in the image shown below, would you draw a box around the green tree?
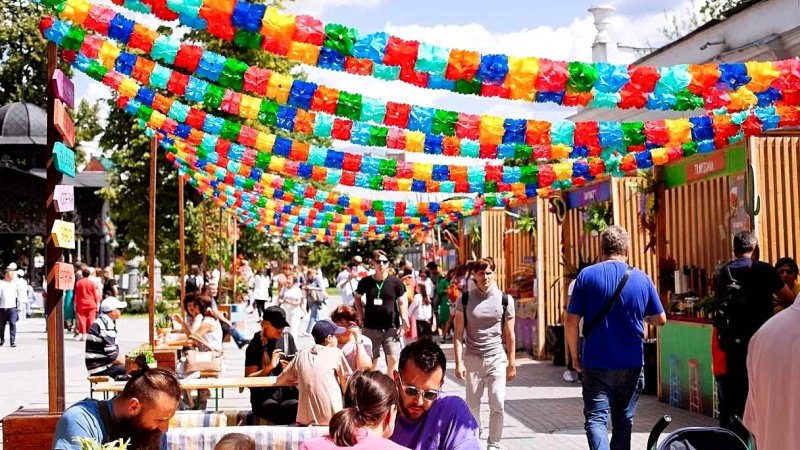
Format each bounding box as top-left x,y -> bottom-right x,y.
661,0 -> 745,40
0,0 -> 52,107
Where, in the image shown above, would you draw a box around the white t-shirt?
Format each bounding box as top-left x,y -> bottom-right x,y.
0,280 -> 21,309
280,285 -> 304,307
411,294 -> 433,322
252,274 -> 271,300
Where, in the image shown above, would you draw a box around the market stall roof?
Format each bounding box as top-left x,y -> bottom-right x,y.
0,102 -> 46,146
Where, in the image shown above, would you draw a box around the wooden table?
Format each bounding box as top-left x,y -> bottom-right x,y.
93,376 -> 281,410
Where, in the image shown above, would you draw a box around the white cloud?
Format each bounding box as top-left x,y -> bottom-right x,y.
285,0 -> 385,17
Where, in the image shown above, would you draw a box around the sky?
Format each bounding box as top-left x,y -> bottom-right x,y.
72,0 -> 703,199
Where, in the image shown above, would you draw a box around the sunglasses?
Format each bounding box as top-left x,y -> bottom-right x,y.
376,260 -> 390,265
398,375 -> 440,401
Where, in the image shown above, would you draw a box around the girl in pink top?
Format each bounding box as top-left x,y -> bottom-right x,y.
299,371 -> 408,450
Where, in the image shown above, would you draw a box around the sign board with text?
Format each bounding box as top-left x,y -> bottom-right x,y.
664,145 -> 746,189
52,69 -> 74,109
49,262 -> 76,291
51,220 -> 76,249
54,99 -> 75,147
53,184 -> 74,212
566,180 -> 611,209
52,141 -> 76,178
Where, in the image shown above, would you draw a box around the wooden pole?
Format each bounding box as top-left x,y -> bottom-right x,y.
148,136 -> 157,348
232,222 -> 237,305
178,172 -> 185,312
218,209 -> 223,297
45,41 -> 65,413
201,206 -> 207,274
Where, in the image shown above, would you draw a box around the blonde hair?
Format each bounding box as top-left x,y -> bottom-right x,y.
214,433 -> 255,450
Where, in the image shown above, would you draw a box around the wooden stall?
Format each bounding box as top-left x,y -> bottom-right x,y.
535,194 -> 564,358
657,143 -> 747,415
481,208 -> 508,290
504,201 -> 538,356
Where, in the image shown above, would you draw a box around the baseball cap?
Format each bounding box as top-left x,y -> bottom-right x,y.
353,255 -> 363,264
311,319 -> 346,344
262,305 -> 290,329
100,297 -> 127,313
6,263 -> 17,271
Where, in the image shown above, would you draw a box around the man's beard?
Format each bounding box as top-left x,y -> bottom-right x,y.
116,415 -> 164,450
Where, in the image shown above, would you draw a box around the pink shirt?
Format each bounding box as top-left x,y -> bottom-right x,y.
299,430 -> 409,450
744,298 -> 800,450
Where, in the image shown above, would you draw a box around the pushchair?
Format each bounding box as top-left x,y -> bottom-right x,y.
646,415 -> 755,450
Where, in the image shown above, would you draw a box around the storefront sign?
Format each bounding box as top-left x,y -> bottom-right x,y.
49,262 -> 75,291
664,145 -> 747,189
53,184 -> 74,213
54,99 -> 75,147
52,142 -> 76,178
51,219 -> 76,249
52,69 -> 74,109
566,181 -> 611,209
685,152 -> 725,183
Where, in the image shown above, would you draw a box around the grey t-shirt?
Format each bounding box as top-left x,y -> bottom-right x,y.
457,289 -> 515,356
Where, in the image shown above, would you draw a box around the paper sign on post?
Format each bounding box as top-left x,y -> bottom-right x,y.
54,99 -> 76,147
49,262 -> 76,291
52,141 -> 76,178
52,69 -> 74,110
53,184 -> 74,212
51,220 -> 76,249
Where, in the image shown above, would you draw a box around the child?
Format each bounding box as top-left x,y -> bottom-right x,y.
215,433 -> 256,450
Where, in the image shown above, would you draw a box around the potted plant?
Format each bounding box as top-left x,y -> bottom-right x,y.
582,202 -> 613,236
155,316 -> 172,336
125,344 -> 155,374
74,437 -> 129,449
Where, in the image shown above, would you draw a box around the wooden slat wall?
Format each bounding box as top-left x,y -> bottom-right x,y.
752,135 -> 800,264
664,176 -> 731,274
504,219 -> 536,289
564,207 -> 603,268
612,178 -> 659,284
536,198 -> 564,358
481,208 -> 507,290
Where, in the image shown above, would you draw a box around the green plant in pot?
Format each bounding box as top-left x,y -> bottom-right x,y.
74,437 -> 129,450
155,316 -> 172,336
125,344 -> 155,373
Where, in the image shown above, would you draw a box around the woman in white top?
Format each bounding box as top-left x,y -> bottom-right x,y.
173,294 -> 223,351
251,267 -> 272,319
409,283 -> 436,339
278,275 -> 304,339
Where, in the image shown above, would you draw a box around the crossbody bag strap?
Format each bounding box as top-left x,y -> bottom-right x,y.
97,399 -> 120,443
582,266 -> 633,338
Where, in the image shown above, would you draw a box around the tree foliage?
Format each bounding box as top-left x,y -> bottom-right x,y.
661,0 -> 745,41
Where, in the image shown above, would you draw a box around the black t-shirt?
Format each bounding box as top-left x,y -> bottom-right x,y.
102,279 -> 117,298
356,275 -> 406,330
714,257 -> 784,347
244,331 -> 298,406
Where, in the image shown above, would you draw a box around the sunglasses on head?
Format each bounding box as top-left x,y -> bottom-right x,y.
398,375 -> 440,401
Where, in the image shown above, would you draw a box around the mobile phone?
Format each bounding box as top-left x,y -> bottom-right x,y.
280,354 -> 296,362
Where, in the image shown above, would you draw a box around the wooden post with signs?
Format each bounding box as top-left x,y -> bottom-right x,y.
148,136 -> 157,348
45,42 -> 66,413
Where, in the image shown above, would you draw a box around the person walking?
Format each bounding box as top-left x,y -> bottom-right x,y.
409,283 -> 436,340
354,250 -> 408,374
251,267 -> 272,319
299,370 -> 407,450
0,266 -> 23,347
566,225 -> 667,450
453,258 -> 516,450
304,269 -> 328,336
278,275 -> 304,339
712,231 -> 795,439
74,265 -> 100,341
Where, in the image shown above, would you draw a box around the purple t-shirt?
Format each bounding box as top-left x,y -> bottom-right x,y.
390,396 -> 480,450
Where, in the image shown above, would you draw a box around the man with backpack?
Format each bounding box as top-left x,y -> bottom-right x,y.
712,231 -> 795,438
566,226 -> 666,450
453,257 -> 516,450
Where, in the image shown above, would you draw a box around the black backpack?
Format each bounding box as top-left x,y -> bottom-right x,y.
713,263 -> 749,352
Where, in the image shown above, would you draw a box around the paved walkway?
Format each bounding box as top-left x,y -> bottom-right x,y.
0,304 -> 716,449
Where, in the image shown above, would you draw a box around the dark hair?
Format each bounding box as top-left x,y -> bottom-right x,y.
120,367 -> 181,405
471,257 -> 496,273
81,264 -> 90,278
330,305 -> 360,327
776,257 -> 799,274
398,338 -> 446,376
329,371 -> 398,446
214,433 -> 255,450
372,249 -> 388,262
733,231 -> 758,255
187,294 -> 213,317
415,283 -> 429,304
347,262 -> 358,269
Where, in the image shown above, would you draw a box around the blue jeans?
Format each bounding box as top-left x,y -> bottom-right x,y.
582,367 -> 645,450
306,301 -> 321,333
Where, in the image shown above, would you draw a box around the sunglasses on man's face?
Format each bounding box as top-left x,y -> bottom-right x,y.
398,375 -> 440,401
376,259 -> 390,265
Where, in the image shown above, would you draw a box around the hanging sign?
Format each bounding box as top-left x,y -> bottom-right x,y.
54,99 -> 76,147
48,262 -> 76,291
51,219 -> 76,249
566,181 -> 611,209
52,69 -> 74,110
53,184 -> 75,212
52,141 -> 76,178
685,152 -> 726,183
664,145 -> 747,188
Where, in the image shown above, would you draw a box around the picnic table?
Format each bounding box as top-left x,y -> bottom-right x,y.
92,376 -> 282,410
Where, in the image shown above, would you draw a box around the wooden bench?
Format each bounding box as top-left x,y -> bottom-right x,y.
87,375 -> 110,399
2,408 -> 62,450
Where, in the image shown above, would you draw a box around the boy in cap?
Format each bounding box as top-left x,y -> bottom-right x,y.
85,297 -> 128,377
277,320 -> 353,425
245,305 -> 299,424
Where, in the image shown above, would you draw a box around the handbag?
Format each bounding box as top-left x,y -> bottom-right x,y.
184,348 -> 223,373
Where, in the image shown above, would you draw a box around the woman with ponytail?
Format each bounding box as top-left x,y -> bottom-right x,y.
299,370 -> 406,450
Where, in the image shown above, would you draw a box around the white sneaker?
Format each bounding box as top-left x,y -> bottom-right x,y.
563,369 -> 577,382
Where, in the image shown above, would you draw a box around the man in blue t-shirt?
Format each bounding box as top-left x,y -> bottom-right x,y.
390,339 -> 480,450
52,368 -> 181,450
566,225 -> 666,450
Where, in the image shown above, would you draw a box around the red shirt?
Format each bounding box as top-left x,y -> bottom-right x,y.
74,277 -> 99,311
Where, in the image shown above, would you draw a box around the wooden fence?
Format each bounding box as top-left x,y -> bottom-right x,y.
751,134 -> 800,264
535,196 -> 564,357
612,178 -> 659,285
481,208 -> 508,290
504,202 -> 537,291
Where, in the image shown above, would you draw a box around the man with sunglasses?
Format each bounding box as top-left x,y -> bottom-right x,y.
355,250 -> 409,374
390,339 -> 480,450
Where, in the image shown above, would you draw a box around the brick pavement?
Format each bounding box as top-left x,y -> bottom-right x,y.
0,305 -> 717,449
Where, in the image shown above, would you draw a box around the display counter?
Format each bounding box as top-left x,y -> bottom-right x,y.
658,316 -> 715,417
